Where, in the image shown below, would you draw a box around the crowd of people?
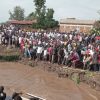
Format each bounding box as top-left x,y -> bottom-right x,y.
0,24 -> 100,71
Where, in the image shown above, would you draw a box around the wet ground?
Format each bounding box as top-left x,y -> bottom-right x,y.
0,62 -> 100,100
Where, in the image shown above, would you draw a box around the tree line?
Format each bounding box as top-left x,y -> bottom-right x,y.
9,0 -> 59,29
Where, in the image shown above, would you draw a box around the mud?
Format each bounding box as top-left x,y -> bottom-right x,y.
0,62 -> 100,100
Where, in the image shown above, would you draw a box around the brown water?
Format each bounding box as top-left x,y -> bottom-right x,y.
0,62 -> 100,100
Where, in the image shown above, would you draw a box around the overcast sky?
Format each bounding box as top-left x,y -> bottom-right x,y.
0,0 -> 100,22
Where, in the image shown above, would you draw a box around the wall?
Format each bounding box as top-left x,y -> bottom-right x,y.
59,23 -> 93,33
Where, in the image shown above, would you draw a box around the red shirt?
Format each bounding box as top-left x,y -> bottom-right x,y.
98,54 -> 100,64
48,47 -> 53,55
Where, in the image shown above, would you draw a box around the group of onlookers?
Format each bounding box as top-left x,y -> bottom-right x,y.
0,24 -> 100,71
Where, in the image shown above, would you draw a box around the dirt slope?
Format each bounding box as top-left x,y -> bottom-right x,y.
0,62 -> 99,100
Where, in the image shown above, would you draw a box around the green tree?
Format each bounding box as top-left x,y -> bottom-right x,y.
94,21 -> 100,29
9,6 -> 25,20
33,0 -> 58,29
25,12 -> 37,20
33,0 -> 46,29
91,10 -> 100,35
34,0 -> 46,17
46,8 -> 54,19
91,21 -> 100,35
45,8 -> 59,29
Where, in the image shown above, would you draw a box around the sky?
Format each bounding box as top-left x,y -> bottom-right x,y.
0,0 -> 100,22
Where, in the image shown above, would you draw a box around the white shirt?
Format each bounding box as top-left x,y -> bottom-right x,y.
90,50 -> 94,56
19,37 -> 22,44
38,41 -> 41,45
79,36 -> 82,42
44,50 -> 47,56
37,47 -> 43,54
64,49 -> 68,58
69,34 -> 73,40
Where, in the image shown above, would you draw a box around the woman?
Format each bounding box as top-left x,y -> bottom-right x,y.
83,53 -> 92,70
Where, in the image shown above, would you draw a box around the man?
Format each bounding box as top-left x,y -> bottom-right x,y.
37,45 -> 43,61
12,92 -> 22,100
0,86 -> 6,100
58,46 -> 64,65
63,47 -> 69,65
92,51 -> 98,71
52,45 -> 57,63
43,47 -> 47,61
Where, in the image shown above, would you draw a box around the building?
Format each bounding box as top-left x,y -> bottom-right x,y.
7,20 -> 37,29
59,18 -> 95,33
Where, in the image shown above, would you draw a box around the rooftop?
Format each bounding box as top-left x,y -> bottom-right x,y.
60,18 -> 95,25
8,20 -> 37,25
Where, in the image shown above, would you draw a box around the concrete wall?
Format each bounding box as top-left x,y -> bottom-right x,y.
59,23 -> 93,33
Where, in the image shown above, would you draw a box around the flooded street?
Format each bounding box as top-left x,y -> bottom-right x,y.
0,62 -> 100,100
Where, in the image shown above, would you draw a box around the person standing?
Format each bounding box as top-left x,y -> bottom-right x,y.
0,86 -> 6,100
92,51 -> 98,71
12,92 -> 22,100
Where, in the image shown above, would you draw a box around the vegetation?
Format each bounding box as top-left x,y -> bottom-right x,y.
91,27 -> 100,35
9,6 -> 25,21
8,0 -> 58,29
91,11 -> 100,35
0,55 -> 20,62
25,12 -> 37,20
0,46 -> 20,62
92,21 -> 100,35
32,0 -> 59,29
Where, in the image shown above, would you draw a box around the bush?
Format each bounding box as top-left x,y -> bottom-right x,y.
0,55 -> 20,62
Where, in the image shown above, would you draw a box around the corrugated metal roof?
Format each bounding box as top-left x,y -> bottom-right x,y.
60,18 -> 95,25
8,20 -> 37,25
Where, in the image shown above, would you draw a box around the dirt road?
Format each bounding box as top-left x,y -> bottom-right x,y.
0,62 -> 100,100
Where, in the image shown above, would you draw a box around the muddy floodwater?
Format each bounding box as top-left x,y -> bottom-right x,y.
0,62 -> 100,100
